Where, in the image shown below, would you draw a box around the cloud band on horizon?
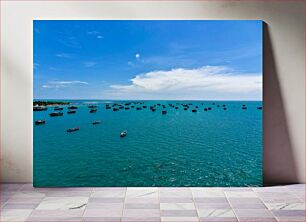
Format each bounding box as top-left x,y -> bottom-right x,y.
42,80 -> 89,89
105,66 -> 262,100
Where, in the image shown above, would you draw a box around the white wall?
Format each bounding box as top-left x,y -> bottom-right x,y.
1,0 -> 304,184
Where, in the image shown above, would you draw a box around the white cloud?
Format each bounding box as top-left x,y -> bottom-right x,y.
87,31 -> 100,35
87,31 -> 103,39
55,53 -> 74,58
135,53 -> 140,59
106,66 -> 262,100
83,62 -> 97,67
42,80 -> 88,89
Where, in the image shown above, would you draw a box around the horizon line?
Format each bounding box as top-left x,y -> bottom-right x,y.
33,98 -> 263,102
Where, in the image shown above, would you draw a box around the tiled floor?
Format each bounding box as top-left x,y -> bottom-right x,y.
0,184 -> 304,222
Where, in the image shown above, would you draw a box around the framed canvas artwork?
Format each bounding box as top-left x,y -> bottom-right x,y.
33,20 -> 262,187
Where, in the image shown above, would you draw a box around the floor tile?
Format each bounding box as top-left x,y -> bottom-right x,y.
160,197 -> 194,203
159,188 -> 192,198
161,210 -> 198,217
229,202 -> 266,209
196,202 -> 231,209
125,197 -> 159,204
29,209 -> 84,218
126,188 -> 158,199
86,202 -> 123,209
198,209 -> 235,217
194,197 -> 228,203
228,198 -> 263,204
36,196 -> 88,210
1,203 -> 39,209
89,197 -> 125,203
121,217 -> 161,222
162,216 -> 199,222
272,209 -> 305,217
160,203 -> 196,210
191,189 -> 225,198
125,203 -> 160,209
27,216 -> 83,221
200,217 -> 238,221
83,217 -> 121,222
91,190 -> 125,198
83,208 -> 123,217
225,191 -> 258,198
237,218 -> 277,222
234,209 -> 274,218
122,209 -> 160,217
265,202 -> 305,210
0,209 -> 32,221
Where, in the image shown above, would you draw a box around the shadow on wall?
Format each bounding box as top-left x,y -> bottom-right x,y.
263,22 -> 298,186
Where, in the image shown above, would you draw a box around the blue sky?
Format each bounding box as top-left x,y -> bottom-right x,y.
34,20 -> 262,100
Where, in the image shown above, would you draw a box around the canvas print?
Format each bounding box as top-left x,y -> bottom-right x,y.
33,20 -> 262,187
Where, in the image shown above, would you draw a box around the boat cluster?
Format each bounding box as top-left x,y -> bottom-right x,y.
103,101 -> 263,114
34,101 -> 262,136
34,105 -> 103,133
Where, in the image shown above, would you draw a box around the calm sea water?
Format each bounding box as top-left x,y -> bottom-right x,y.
33,100 -> 262,187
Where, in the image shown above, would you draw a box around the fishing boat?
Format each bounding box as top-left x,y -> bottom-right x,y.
90,109 -> 97,113
162,110 -> 167,114
68,106 -> 78,110
120,130 -> 128,137
33,106 -> 47,111
92,120 -> 101,125
35,120 -> 45,125
88,105 -> 97,108
67,110 -> 76,114
257,107 -> 262,110
67,127 -> 80,132
49,112 -> 63,117
54,107 -> 63,110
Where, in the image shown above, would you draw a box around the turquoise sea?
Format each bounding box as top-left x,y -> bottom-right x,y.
33,100 -> 262,187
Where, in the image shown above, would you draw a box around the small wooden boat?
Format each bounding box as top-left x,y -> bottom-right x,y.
67,110 -> 76,114
192,109 -> 197,112
67,127 -> 80,132
49,112 -> 63,117
90,109 -> 97,113
68,106 -> 78,110
35,120 -> 45,125
120,130 -> 128,137
92,120 -> 101,125
242,107 -> 247,110
162,110 -> 167,114
257,107 -> 262,110
204,108 -> 208,111
33,106 -> 47,111
88,105 -> 97,108
113,108 -> 119,111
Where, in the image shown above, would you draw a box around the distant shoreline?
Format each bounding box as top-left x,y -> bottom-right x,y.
33,101 -> 71,107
